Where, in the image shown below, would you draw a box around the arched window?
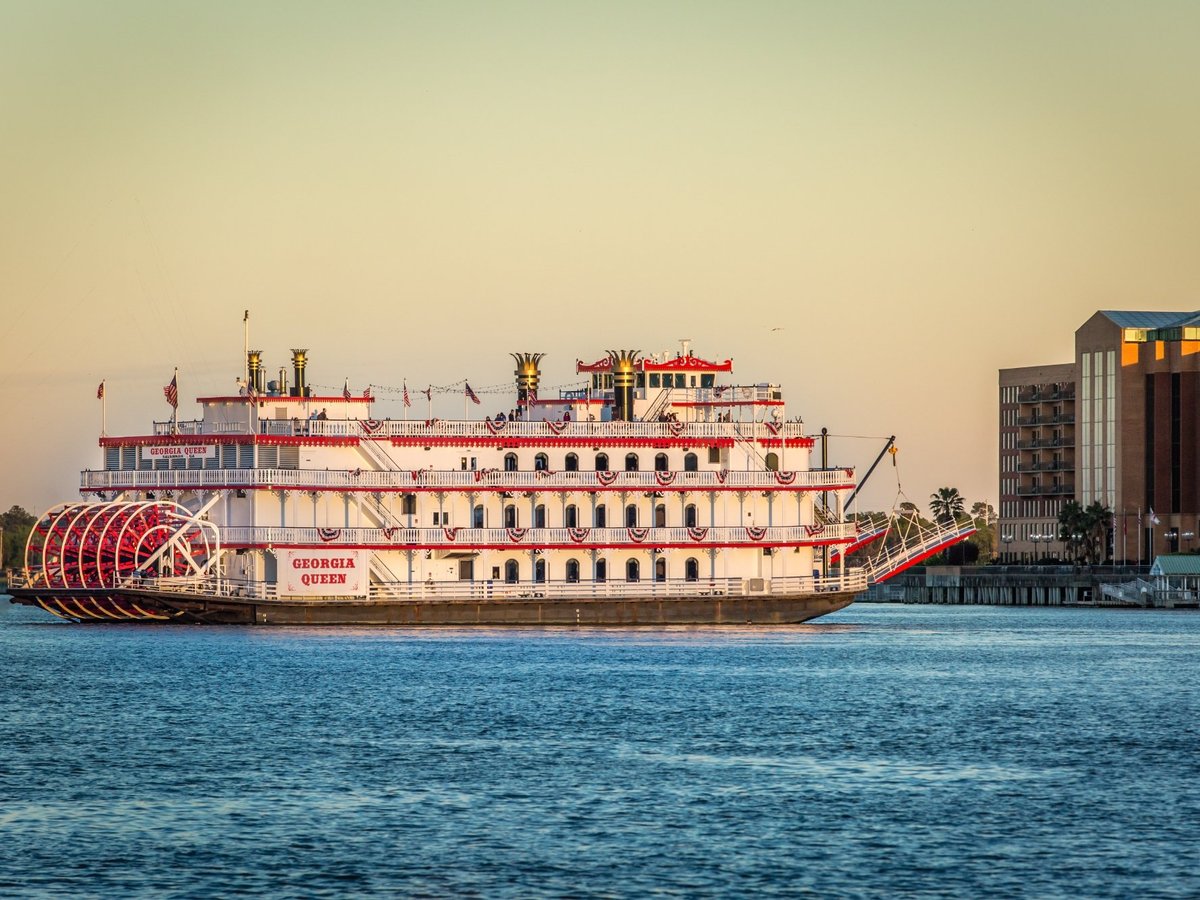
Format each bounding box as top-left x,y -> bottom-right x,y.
504,559 -> 519,583
534,453 -> 549,471
765,452 -> 780,471
596,558 -> 607,582
684,453 -> 698,472
654,504 -> 666,527
565,453 -> 579,472
625,504 -> 638,527
685,557 -> 699,581
534,558 -> 546,583
654,557 -> 666,582
472,504 -> 484,528
504,505 -> 517,528
565,504 -> 578,528
685,504 -> 698,528
626,558 -> 640,582
566,559 -> 580,583
625,453 -> 639,472
504,453 -> 519,472
654,453 -> 669,472
534,504 -> 547,528
595,453 -> 609,471
595,504 -> 607,527
402,494 -> 416,515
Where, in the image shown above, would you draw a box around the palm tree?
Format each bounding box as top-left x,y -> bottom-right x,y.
929,487 -> 965,525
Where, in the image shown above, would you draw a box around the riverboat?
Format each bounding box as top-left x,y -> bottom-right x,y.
7,341 -> 971,624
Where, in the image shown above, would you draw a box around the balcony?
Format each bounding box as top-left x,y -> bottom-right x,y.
1016,483 -> 1076,497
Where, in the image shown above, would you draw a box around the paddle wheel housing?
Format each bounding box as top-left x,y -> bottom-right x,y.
23,500 -> 221,589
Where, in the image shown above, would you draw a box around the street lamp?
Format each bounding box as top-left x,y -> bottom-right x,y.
1001,532 -> 1014,562
1030,532 -> 1043,562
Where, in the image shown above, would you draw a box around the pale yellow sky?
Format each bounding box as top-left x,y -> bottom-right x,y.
2,1 -> 1198,515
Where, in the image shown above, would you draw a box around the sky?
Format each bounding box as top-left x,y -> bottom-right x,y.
2,0 -> 1199,518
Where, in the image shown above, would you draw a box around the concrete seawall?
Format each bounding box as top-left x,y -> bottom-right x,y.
865,565 -> 1156,607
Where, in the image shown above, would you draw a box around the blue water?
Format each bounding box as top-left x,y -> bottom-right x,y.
2,598 -> 1197,898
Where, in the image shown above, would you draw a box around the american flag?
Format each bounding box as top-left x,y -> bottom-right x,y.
97,381 -> 105,400
247,379 -> 259,400
527,386 -> 538,404
363,386 -> 373,400
163,374 -> 178,409
343,380 -> 352,401
402,381 -> 412,408
423,385 -> 432,402
465,382 -> 481,405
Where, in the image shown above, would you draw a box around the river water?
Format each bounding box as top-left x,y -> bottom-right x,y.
1,599 -> 1197,898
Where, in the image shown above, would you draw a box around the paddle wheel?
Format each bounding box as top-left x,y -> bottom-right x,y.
24,500 -> 220,590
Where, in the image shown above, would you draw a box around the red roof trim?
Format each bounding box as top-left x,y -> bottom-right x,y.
642,355 -> 733,372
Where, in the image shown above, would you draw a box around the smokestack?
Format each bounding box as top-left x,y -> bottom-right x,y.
608,350 -> 641,421
511,353 -> 545,407
291,349 -> 309,397
247,350 -> 265,394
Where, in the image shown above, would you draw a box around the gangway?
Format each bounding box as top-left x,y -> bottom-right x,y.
861,519 -> 977,584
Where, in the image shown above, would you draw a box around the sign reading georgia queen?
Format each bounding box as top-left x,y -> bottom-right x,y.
281,549 -> 368,597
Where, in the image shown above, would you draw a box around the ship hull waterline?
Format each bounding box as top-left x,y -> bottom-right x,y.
8,587 -> 859,626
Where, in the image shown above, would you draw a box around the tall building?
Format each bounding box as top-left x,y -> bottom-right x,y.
1000,310 -> 1200,564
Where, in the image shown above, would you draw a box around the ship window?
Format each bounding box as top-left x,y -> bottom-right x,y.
565,504 -> 578,528
690,376 -> 696,387
534,453 -> 549,471
595,453 -> 609,471
654,453 -> 668,472
258,446 -> 278,468
700,374 -> 714,388
594,504 -> 607,527
625,504 -> 638,527
504,505 -> 517,528
105,448 -> 120,470
534,504 -> 546,528
221,444 -> 238,469
649,373 -> 661,388
402,494 -> 416,515
171,455 -> 187,470
674,374 -> 685,388
473,504 -> 484,528
504,453 -> 518,472
121,446 -> 136,470
279,446 -> 299,469
685,504 -> 698,527
239,445 -> 254,468
626,559 -> 640,582
765,452 -> 780,471
654,557 -> 666,582
685,558 -> 699,581
655,504 -> 666,527
684,453 -> 698,472
708,447 -> 721,464
624,453 -> 639,472
504,559 -> 519,583
566,559 -> 580,583
534,559 -> 546,583
596,559 -> 607,582
565,453 -> 578,471
187,454 -> 204,470
154,456 -> 169,471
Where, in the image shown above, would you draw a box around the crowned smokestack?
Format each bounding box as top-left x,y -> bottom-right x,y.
290,349 -> 309,398
608,350 -> 641,421
511,352 -> 545,407
246,350 -> 265,394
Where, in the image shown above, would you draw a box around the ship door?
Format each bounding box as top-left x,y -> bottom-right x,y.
458,560 -> 474,581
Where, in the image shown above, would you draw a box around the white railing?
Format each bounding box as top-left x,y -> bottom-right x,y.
119,568 -> 867,604
218,522 -> 857,547
153,418 -> 809,441
81,466 -> 852,492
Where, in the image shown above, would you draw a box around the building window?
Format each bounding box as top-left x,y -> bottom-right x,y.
504,453 -> 518,472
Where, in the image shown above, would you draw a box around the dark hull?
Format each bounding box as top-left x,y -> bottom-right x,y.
8,587 -> 858,626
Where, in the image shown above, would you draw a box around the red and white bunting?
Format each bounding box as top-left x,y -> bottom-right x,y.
773,471 -> 796,485
687,526 -> 709,542
715,469 -> 728,484
596,470 -> 619,486
360,419 -> 382,434
745,525 -> 768,541
443,527 -> 459,542
804,523 -> 826,537
668,421 -> 685,437
317,527 -> 342,543
655,471 -> 676,486
382,527 -> 398,540
507,527 -> 527,542
627,526 -> 649,543
546,420 -> 568,435
485,418 -> 506,435
568,527 -> 591,543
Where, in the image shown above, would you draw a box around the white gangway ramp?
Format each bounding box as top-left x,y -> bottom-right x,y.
861,518 -> 977,584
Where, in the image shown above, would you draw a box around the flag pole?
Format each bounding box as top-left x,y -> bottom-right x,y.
426,387 -> 432,422
243,309 -> 249,374
172,367 -> 179,434
463,382 -> 468,420
101,381 -> 106,437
